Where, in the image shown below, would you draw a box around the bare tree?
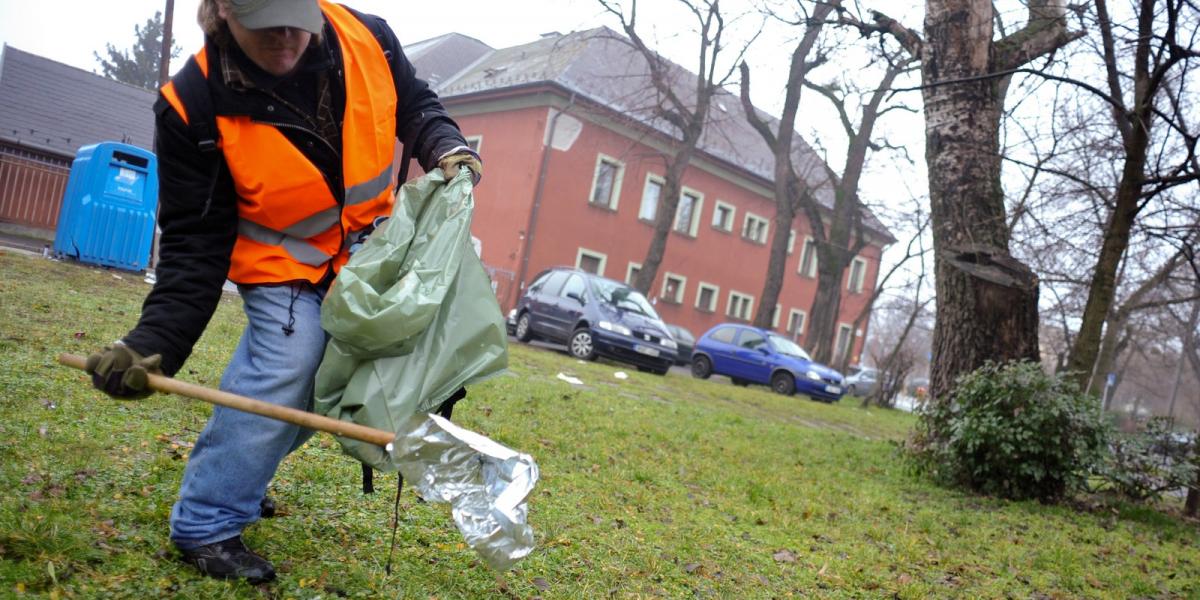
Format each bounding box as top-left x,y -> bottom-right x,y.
846,1 -> 1082,402
1061,0 -> 1200,389
596,0 -> 750,295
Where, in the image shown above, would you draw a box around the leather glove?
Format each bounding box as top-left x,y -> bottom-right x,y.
437,148 -> 482,184
84,342 -> 163,399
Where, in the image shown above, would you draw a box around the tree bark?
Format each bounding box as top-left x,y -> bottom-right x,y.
923,0 -> 1046,401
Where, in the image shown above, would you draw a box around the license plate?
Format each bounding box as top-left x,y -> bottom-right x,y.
634,345 -> 660,357
825,385 -> 842,394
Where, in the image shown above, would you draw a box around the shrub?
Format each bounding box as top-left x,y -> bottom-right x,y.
910,361 -> 1109,501
1098,417 -> 1198,501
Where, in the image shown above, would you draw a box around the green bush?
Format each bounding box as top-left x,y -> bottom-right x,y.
1098,417 -> 1198,501
911,361 -> 1109,501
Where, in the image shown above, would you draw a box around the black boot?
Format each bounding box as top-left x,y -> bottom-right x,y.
260,496 -> 276,518
178,536 -> 276,584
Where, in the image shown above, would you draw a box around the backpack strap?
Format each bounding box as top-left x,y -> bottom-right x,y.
171,52 -> 219,156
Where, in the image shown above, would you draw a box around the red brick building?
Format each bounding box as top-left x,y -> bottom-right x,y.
409,29 -> 894,365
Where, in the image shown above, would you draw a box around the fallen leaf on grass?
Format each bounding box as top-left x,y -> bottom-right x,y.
531,577 -> 550,590
683,562 -> 702,574
897,573 -> 913,585
818,563 -> 828,576
772,550 -> 797,563
37,426 -> 48,437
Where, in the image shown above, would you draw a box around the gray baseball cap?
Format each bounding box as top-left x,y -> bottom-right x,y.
228,0 -> 324,34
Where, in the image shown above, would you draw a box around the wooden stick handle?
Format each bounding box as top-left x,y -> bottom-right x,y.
58,353 -> 395,447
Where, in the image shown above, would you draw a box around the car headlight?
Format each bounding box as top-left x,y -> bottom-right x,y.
806,370 -> 822,381
506,309 -> 516,320
661,339 -> 678,349
597,321 -> 632,336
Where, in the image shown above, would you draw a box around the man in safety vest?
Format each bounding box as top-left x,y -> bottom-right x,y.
84,0 -> 480,583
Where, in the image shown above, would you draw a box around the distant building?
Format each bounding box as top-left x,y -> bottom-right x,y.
409,29 -> 894,364
0,45 -> 155,239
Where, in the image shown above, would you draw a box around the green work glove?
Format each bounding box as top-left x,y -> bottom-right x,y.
84,343 -> 163,399
437,149 -> 482,184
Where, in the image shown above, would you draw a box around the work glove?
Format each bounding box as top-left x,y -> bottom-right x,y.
437,147 -> 482,184
84,342 -> 163,399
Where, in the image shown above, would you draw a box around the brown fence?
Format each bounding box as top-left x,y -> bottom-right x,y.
0,143 -> 71,233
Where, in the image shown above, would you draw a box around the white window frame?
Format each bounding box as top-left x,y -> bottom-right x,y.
625,261 -> 642,285
711,200 -> 736,233
787,308 -> 807,337
834,323 -> 854,363
465,135 -> 483,155
771,304 -> 782,329
787,230 -> 796,254
673,187 -> 704,237
575,247 -> 608,277
847,257 -> 867,293
798,236 -> 818,278
660,272 -> 687,304
588,153 -> 625,211
638,173 -> 663,223
695,282 -> 720,312
742,212 -> 769,245
726,290 -> 755,321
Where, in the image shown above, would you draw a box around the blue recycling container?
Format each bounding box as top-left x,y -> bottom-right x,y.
53,142 -> 159,271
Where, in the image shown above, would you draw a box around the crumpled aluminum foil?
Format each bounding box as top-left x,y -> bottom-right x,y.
388,413 -> 538,572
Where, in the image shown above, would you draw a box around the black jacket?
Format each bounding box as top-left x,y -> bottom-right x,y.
123,8 -> 467,376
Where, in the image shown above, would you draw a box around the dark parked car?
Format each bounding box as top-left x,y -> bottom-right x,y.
691,323 -> 845,402
663,324 -> 696,366
512,267 -> 677,374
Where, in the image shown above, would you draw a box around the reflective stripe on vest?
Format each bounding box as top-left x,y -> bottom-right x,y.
158,0 -> 398,285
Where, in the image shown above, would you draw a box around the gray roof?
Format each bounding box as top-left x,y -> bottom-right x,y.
405,33 -> 493,90
0,45 -> 156,158
422,28 -> 893,243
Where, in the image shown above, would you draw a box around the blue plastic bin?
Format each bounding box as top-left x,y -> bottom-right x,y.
53,142 -> 159,271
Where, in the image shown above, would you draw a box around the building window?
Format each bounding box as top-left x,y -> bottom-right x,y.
787,230 -> 796,254
742,212 -> 769,244
787,309 -> 806,339
639,175 -> 662,222
771,304 -> 782,329
465,135 -> 482,154
799,236 -> 818,278
625,262 -> 642,285
834,323 -> 853,364
726,290 -> 754,321
847,257 -> 867,293
661,272 -> 686,304
575,247 -> 607,276
589,154 -> 624,210
711,200 -> 736,232
674,188 -> 703,237
695,282 -> 719,312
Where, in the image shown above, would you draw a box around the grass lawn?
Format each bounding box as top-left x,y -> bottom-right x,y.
1,249 -> 1197,599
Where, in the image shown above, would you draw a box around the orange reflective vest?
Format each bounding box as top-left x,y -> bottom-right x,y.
160,1 -> 397,285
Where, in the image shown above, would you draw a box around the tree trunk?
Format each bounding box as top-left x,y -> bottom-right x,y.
753,197 -> 797,328
923,0 -> 1041,401
807,263 -> 844,362
632,143 -> 699,294
1066,151 -> 1149,389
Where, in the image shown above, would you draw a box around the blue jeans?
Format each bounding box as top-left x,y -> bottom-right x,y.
170,283 -> 327,548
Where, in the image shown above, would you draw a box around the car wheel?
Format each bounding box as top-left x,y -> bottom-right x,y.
731,378 -> 750,387
771,372 -> 796,396
691,355 -> 713,379
569,328 -> 596,360
652,364 -> 670,376
515,312 -> 533,342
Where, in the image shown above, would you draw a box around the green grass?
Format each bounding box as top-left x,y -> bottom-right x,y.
1,249 -> 1197,599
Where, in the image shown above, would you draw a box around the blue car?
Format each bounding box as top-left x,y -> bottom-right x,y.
513,267 -> 678,375
691,323 -> 845,401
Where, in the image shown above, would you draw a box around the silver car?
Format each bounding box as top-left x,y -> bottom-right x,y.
844,366 -> 879,397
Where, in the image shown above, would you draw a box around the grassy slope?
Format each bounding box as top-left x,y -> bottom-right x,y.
0,250 -> 1196,599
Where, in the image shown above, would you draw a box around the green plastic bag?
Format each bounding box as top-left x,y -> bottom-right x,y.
313,168 -> 508,470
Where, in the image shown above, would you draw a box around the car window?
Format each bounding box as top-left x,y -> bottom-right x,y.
709,327 -> 736,344
536,271 -> 569,297
767,334 -> 811,360
560,274 -> 586,299
588,277 -> 662,320
738,330 -> 767,350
